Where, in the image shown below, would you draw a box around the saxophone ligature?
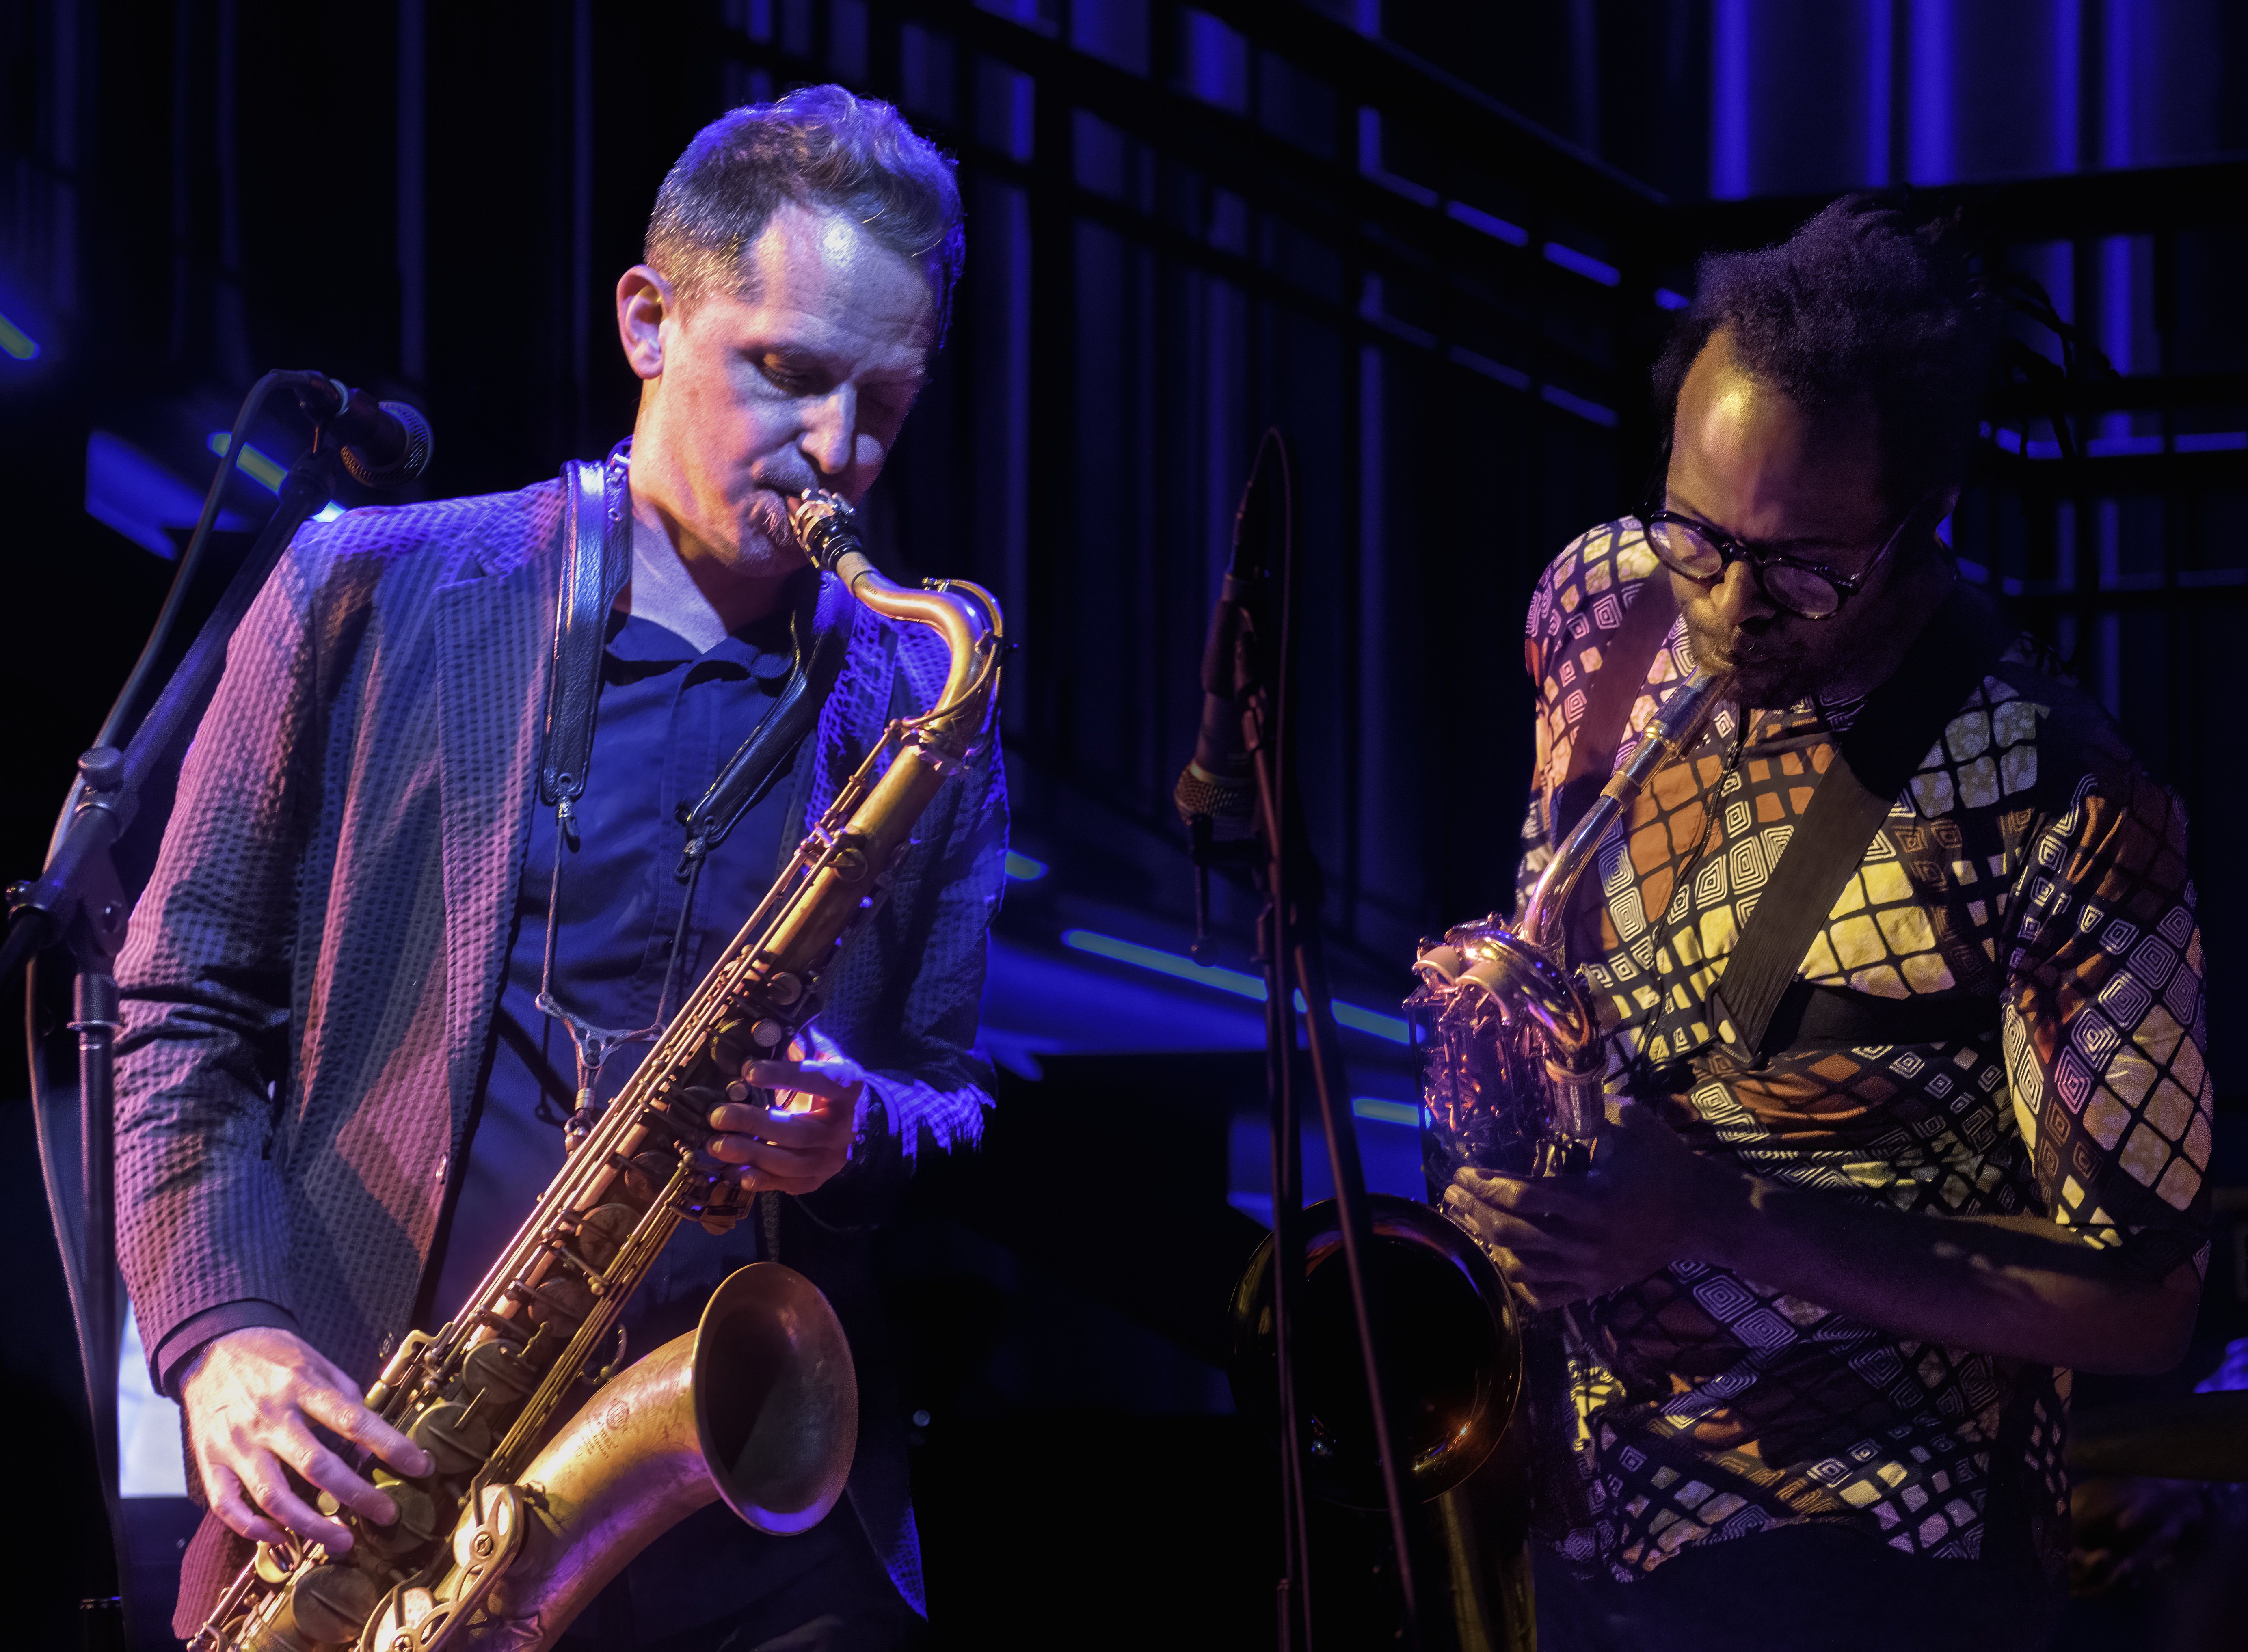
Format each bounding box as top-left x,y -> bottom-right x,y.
190,491 -> 1002,1652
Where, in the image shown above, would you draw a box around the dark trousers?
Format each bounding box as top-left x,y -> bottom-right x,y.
1532,1524 -> 2066,1652
555,1499 -> 925,1652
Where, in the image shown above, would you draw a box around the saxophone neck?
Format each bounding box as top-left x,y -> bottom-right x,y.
1522,665 -> 1733,951
787,490 -> 1003,738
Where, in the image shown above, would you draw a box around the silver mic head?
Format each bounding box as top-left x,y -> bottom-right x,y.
340,400 -> 435,490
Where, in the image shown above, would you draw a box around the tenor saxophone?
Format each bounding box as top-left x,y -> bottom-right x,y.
191,492 -> 1003,1652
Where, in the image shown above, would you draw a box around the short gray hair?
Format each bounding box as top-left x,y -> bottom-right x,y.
645,84 -> 964,343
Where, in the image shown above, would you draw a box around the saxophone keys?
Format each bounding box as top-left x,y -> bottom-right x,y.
253,1541 -> 294,1586
277,1562 -> 384,1647
407,1401 -> 494,1476
451,1482 -> 527,1574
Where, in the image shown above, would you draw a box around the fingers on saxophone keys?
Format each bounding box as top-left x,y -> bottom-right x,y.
210,1464 -> 287,1547
298,1440 -> 396,1527
707,1103 -> 771,1138
1452,1167 -> 1547,1209
705,1125 -> 761,1162
743,1060 -> 854,1102
306,1384 -> 433,1480
243,1452 -> 354,1551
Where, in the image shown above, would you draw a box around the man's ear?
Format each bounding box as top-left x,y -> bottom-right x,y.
616,265 -> 675,382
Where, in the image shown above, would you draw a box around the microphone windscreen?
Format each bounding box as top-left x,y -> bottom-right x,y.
342,400 -> 436,490
1173,764 -> 1256,836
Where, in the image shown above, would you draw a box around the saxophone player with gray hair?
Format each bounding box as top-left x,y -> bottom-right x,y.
1437,198 -> 2211,1651
115,88 -> 1002,1650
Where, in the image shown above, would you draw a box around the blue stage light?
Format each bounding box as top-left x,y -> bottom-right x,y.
1543,242 -> 1620,287
1350,1096 -> 1421,1127
0,309 -> 40,361
1058,928 -> 1410,1044
208,432 -> 288,492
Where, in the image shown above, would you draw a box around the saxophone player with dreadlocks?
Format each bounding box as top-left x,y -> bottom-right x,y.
1437,199 -> 2212,1651
114,89 -> 1001,1651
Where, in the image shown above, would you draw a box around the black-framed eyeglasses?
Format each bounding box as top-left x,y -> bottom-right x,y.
1640,497 -> 1928,621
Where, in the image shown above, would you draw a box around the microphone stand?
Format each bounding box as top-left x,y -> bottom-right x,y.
5,371 -> 362,1649
1188,430 -> 1425,1651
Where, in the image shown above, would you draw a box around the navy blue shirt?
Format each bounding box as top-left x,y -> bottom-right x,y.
430,606 -> 802,1341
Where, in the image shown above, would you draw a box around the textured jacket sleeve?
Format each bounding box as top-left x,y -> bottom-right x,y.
807,611 -> 1007,1164
113,534 -> 325,1389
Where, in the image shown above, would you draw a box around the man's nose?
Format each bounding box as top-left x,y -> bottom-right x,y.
800,384 -> 858,481
1707,559 -> 1775,630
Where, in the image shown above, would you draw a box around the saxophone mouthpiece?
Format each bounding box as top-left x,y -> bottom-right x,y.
1651,665 -> 1735,754
788,489 -> 862,574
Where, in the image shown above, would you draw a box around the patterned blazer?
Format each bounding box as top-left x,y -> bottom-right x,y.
113,475 -> 1008,1616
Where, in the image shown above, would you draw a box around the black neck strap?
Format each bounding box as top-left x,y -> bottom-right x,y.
674,568 -> 856,875
538,453 -> 632,818
1708,576 -> 2015,1064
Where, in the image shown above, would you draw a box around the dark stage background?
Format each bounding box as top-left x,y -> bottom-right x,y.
3,2 -> 2245,1648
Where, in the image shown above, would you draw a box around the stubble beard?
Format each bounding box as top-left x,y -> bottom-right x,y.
713,484 -> 813,582
1682,607 -> 1823,712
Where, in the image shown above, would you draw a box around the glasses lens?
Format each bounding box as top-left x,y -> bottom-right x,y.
1761,561 -> 1844,619
1646,518 -> 1723,577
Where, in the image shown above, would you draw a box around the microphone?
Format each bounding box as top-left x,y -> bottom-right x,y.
1175,435 -> 1289,841
287,375 -> 436,489
333,384 -> 436,489
1172,571 -> 1258,839
1175,432 -> 1291,958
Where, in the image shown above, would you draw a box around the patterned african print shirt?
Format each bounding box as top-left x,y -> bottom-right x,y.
1515,518 -> 2213,1583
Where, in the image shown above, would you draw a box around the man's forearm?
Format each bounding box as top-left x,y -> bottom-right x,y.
1690,1165 -> 2199,1374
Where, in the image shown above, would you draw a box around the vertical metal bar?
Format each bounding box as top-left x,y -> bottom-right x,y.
1262,892 -> 1312,1651
75,968 -> 120,1486
1888,0 -> 1911,184
570,0 -> 594,456
1260,434 -> 1423,1648
2153,225 -> 2182,782
213,0 -> 246,382
1339,314 -> 1364,932
1025,56 -> 1076,763
1568,0 -> 1599,153
168,0 -> 193,364
73,963 -> 128,1639
397,0 -> 427,385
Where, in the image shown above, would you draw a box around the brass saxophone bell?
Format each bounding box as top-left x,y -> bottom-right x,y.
1227,1194 -> 1522,1507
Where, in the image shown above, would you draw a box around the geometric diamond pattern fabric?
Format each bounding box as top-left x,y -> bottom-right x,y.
1509,520 -> 2213,1582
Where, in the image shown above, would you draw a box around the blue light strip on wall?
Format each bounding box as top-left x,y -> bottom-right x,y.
0,309 -> 40,361
208,432 -> 288,492
1058,928 -> 1411,1045
1543,243 -> 1619,288
1351,1096 -> 1421,1127
1004,850 -> 1048,881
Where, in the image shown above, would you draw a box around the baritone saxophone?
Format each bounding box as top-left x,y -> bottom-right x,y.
191,489 -> 1003,1652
